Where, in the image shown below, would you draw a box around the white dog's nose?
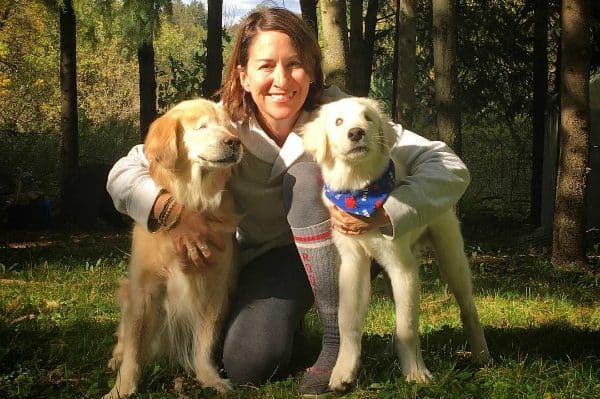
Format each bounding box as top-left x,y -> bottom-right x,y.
347,128 -> 364,142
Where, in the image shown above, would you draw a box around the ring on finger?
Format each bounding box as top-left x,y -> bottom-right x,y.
198,242 -> 211,256
187,247 -> 198,257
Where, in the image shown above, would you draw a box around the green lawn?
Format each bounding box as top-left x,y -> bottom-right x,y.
1,230 -> 599,398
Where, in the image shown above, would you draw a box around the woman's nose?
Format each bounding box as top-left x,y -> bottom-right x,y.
272,64 -> 290,87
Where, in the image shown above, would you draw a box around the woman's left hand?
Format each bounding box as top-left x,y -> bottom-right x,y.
329,205 -> 391,235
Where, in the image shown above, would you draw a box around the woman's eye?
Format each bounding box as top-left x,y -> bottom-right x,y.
335,118 -> 343,126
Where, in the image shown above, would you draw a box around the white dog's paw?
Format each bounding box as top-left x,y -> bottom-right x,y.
404,367 -> 433,384
328,364 -> 357,392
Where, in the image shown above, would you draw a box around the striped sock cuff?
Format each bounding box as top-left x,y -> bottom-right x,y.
292,220 -> 333,250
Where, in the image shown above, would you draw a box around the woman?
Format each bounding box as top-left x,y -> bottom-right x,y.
107,7 -> 470,395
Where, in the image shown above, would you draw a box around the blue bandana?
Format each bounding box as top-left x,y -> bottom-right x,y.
324,160 -> 395,217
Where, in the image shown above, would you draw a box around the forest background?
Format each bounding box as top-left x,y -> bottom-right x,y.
0,0 -> 599,259
1,1 -> 600,398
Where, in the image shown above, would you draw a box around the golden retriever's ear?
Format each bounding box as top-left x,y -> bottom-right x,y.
301,112 -> 330,164
144,114 -> 180,171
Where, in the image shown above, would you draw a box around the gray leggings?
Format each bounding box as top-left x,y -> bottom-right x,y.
221,159 -> 328,385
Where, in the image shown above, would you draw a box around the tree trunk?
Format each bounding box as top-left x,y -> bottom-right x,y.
202,0 -> 223,99
349,1 -> 365,95
138,42 -> 157,141
300,0 -> 318,38
59,0 -> 79,221
320,0 -> 349,91
348,0 -> 378,96
393,0 -> 416,129
530,0 -> 549,226
432,0 -> 461,155
552,0 -> 591,267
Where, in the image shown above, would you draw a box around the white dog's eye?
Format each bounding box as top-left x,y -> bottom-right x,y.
335,118 -> 343,126
365,113 -> 372,122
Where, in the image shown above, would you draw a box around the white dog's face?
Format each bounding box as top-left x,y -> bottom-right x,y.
303,97 -> 396,166
302,97 -> 397,189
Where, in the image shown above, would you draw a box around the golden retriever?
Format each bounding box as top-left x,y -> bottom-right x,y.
301,97 -> 490,391
104,99 -> 243,398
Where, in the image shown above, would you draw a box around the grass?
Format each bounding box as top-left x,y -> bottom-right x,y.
1,228 -> 599,398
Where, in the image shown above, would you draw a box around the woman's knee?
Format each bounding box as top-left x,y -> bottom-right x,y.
222,325 -> 294,385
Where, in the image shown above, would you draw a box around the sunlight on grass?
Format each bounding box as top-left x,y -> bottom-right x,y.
1,233 -> 599,398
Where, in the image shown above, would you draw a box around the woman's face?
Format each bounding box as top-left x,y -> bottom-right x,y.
239,30 -> 312,138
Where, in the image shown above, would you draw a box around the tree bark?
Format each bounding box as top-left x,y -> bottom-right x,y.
299,0 -> 318,38
202,0 -> 223,99
138,42 -> 157,141
530,0 -> 549,226
393,0 -> 416,129
432,0 -> 461,155
349,1 -> 365,95
552,0 -> 591,267
320,0 -> 349,91
59,0 -> 79,221
363,0 -> 378,95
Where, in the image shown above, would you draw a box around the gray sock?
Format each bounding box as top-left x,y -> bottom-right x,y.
292,220 -> 340,394
284,160 -> 340,394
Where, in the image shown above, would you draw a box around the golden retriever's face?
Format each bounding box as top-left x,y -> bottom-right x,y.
302,97 -> 396,167
145,99 -> 243,172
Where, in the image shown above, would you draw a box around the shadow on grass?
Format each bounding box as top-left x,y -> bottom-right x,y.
298,322 -> 600,387
0,229 -> 132,270
0,317 -> 120,398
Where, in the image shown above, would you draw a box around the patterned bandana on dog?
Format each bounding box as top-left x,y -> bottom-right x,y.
324,160 -> 395,217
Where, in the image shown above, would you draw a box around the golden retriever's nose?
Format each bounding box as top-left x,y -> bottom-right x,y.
224,137 -> 241,147
348,127 -> 365,142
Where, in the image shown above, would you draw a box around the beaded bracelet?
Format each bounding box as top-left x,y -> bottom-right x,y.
163,203 -> 182,231
157,195 -> 176,227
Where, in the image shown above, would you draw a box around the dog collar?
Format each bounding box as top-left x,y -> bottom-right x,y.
324,160 -> 395,217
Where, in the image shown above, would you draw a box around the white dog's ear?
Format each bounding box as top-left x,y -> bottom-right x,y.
359,97 -> 397,150
300,111 -> 330,164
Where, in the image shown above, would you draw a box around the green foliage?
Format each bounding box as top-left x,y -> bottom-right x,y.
0,1 -> 60,133
121,0 -> 173,46
369,0 -> 541,217
157,50 -> 206,110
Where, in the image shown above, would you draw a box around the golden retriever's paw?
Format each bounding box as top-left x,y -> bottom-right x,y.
210,378 -> 233,393
205,377 -> 233,393
103,386 -> 135,399
107,356 -> 121,371
404,367 -> 433,384
328,366 -> 356,392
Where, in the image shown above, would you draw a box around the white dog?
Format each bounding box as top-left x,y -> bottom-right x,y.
301,97 -> 490,391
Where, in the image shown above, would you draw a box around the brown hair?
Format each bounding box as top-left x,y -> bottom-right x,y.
219,7 -> 324,122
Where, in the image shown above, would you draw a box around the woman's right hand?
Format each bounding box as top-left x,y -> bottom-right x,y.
168,207 -> 225,272
153,192 -> 224,272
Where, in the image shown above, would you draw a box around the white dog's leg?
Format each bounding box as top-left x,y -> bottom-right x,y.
379,247 -> 432,383
428,212 -> 490,364
329,244 -> 371,392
